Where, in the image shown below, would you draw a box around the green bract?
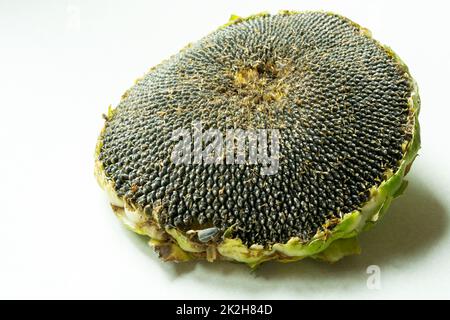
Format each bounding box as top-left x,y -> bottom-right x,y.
95,11 -> 420,267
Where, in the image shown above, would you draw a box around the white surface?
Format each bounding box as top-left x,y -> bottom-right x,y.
1,0 -> 449,300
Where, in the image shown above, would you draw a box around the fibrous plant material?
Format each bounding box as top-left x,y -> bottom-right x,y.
95,11 -> 420,267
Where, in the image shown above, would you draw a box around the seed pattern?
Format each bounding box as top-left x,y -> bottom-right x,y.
98,12 -> 413,247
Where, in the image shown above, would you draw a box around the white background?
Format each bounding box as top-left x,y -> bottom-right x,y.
1,0 -> 449,299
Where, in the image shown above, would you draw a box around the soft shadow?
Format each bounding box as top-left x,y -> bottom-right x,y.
120,175 -> 448,287
123,230 -> 249,276
256,175 -> 449,279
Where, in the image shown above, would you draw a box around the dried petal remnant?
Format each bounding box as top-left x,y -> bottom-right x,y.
96,11 -> 419,264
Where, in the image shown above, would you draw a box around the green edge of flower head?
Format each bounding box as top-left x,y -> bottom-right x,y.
95,11 -> 421,267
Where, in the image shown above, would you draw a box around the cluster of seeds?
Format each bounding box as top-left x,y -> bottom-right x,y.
98,12 -> 413,246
